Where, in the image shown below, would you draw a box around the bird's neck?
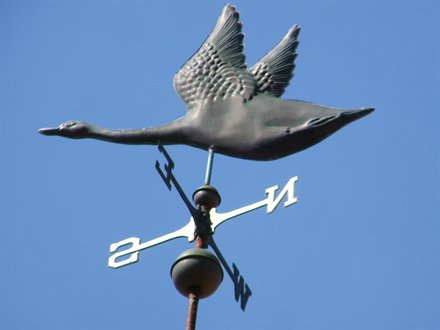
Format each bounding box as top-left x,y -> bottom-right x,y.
88,121 -> 187,145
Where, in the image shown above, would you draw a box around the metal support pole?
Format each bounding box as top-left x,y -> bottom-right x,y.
204,148 -> 215,185
186,287 -> 200,330
177,149 -> 220,329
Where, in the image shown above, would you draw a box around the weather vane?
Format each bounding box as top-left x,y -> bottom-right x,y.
39,4 -> 373,329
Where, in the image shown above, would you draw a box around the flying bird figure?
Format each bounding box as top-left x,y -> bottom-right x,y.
39,5 -> 373,160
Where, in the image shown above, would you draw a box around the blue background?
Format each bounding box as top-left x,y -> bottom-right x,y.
1,1 -> 439,329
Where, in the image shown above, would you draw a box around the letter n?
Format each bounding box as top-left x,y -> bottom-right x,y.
265,176 -> 298,214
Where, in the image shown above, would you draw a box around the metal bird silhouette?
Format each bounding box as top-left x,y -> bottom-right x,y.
39,4 -> 373,160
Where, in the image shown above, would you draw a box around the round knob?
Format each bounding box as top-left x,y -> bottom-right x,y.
170,248 -> 223,299
192,185 -> 221,210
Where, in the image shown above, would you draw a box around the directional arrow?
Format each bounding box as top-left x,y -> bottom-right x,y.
210,176 -> 298,232
108,221 -> 195,268
108,176 -> 298,268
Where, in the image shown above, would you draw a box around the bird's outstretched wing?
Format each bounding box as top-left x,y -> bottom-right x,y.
249,25 -> 300,97
174,4 -> 256,111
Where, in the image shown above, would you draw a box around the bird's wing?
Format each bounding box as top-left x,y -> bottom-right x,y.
174,4 -> 256,111
249,25 -> 300,97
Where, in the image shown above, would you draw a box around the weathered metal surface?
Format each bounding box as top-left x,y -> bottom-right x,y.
39,5 -> 373,161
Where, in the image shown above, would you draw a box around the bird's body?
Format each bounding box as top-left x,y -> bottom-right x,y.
169,94 -> 371,160
39,5 -> 373,161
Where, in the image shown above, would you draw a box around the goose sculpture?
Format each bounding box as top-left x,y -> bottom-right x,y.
39,4 -> 373,161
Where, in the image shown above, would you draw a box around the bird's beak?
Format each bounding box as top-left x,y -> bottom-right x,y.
38,127 -> 60,136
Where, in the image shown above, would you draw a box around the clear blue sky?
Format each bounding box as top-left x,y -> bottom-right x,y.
1,1 -> 439,329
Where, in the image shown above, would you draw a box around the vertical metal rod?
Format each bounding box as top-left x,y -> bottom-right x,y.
204,148 -> 215,185
186,287 -> 200,330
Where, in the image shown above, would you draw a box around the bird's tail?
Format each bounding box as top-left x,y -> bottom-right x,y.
341,108 -> 374,124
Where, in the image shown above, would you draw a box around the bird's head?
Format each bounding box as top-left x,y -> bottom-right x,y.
39,120 -> 93,139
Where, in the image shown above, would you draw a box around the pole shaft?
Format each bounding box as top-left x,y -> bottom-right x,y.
204,148 -> 215,185
186,288 -> 200,330
184,148 -> 216,329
